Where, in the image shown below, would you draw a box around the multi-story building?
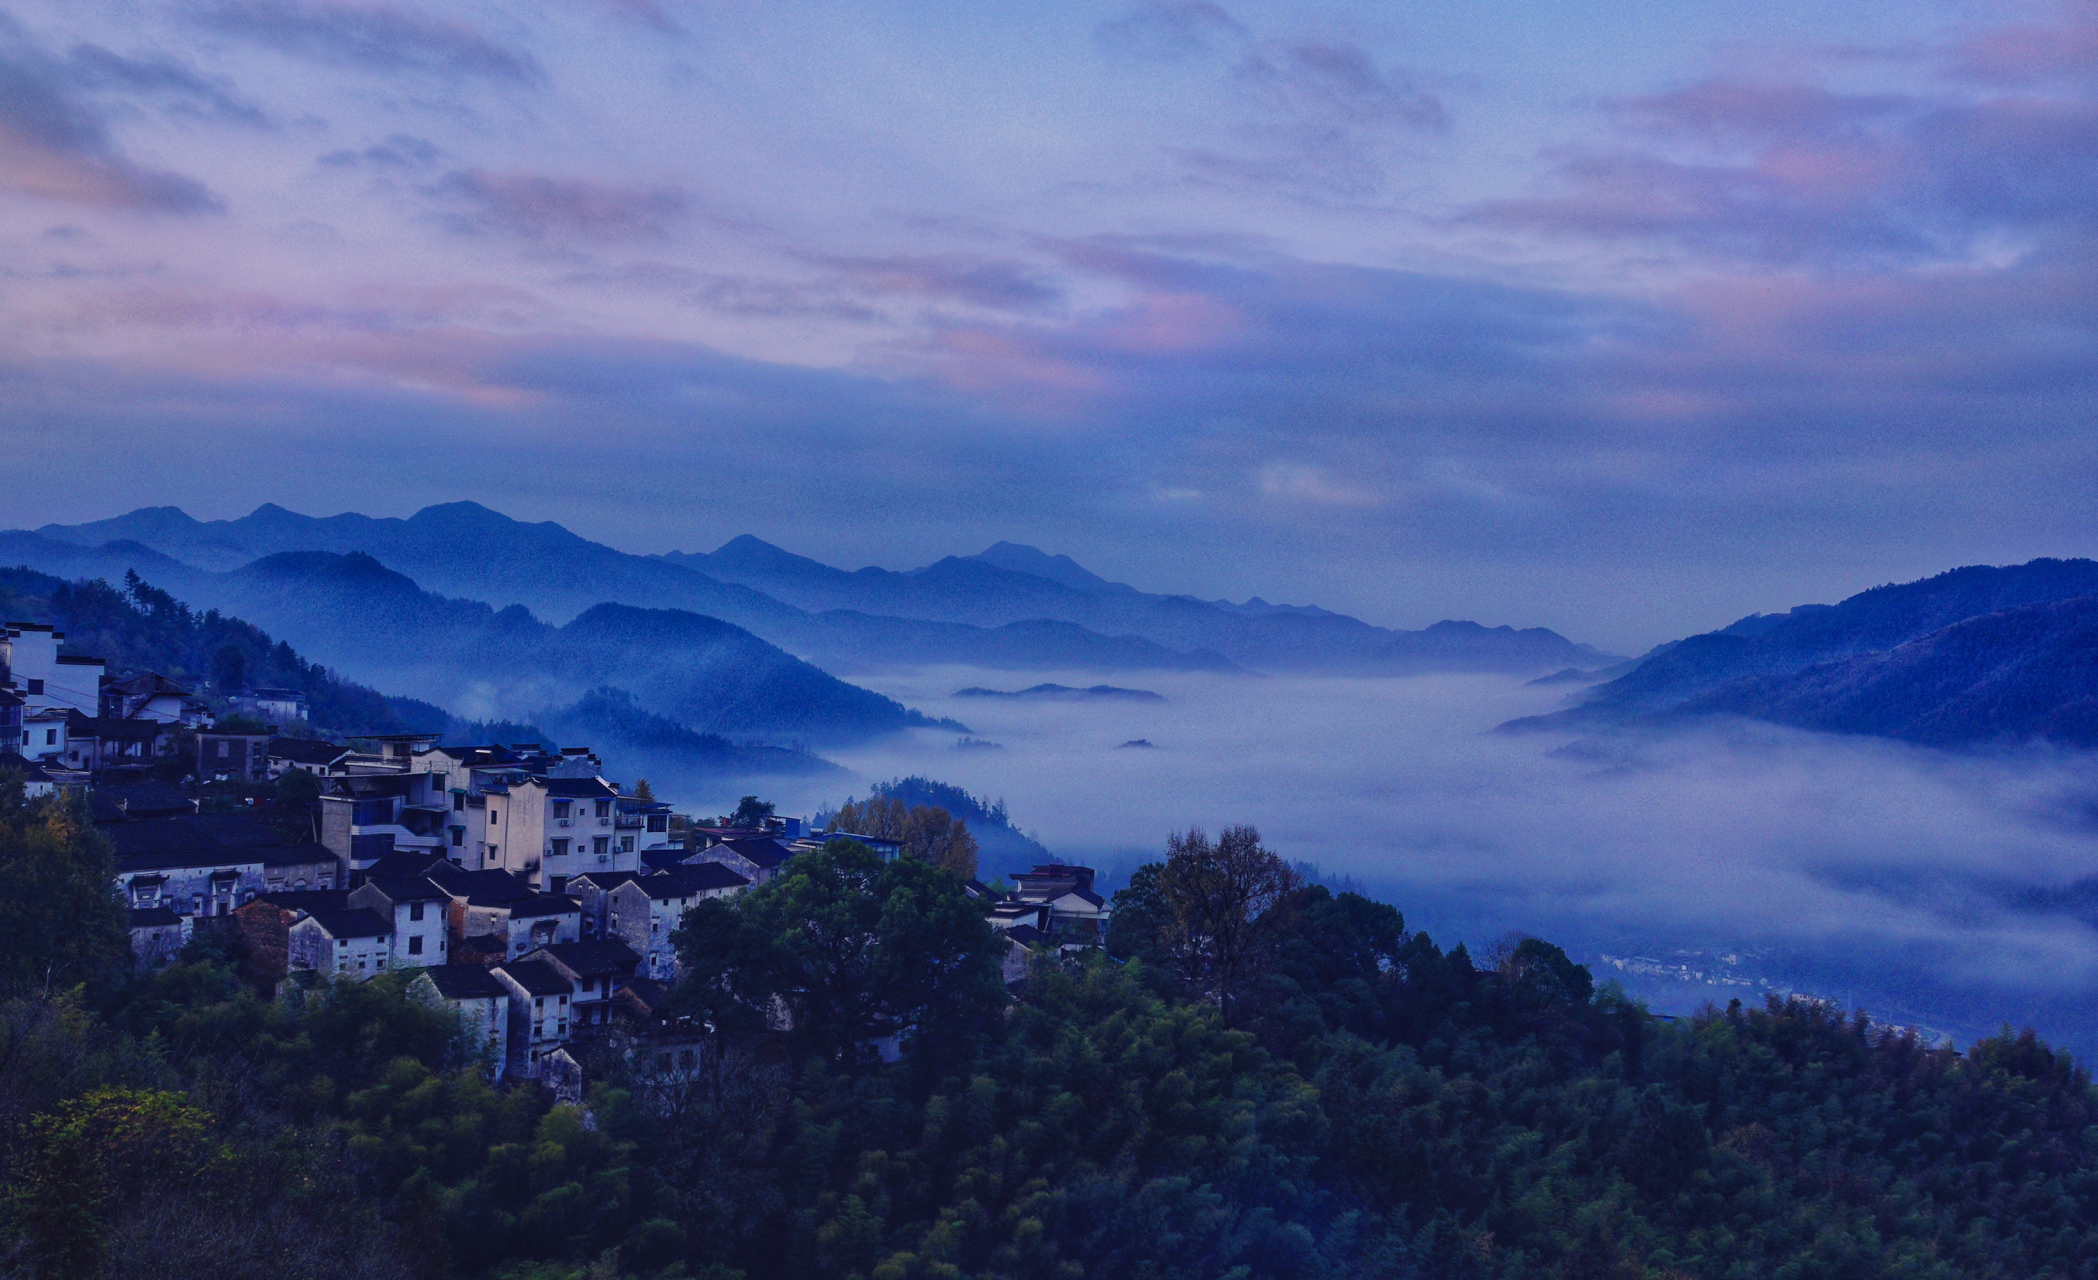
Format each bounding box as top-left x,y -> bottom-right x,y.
348,877 -> 453,968
411,964 -> 511,1078
483,775 -> 626,892
492,959 -> 574,1077
609,862 -> 750,980
288,907 -> 395,978
3,622 -> 105,718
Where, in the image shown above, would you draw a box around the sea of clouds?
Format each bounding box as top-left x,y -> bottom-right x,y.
741,668 -> 2098,1055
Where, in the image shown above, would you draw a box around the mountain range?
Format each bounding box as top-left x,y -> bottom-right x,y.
1507,559 -> 2098,747
23,502 -> 1613,676
0,538 -> 946,747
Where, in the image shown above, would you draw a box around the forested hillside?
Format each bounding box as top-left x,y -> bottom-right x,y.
4,782 -> 2096,1280
0,566 -> 443,736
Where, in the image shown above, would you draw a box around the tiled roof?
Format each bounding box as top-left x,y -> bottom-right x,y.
101,813 -> 281,859
128,906 -> 182,928
260,843 -> 338,868
719,837 -> 793,868
497,959 -> 572,997
420,964 -> 508,1000
569,869 -> 643,891
533,939 -> 642,978
252,889 -> 348,915
430,867 -> 535,904
299,907 -> 391,939
269,737 -> 350,766
506,893 -> 580,919
643,862 -> 749,897
361,876 -> 451,903
542,776 -> 618,798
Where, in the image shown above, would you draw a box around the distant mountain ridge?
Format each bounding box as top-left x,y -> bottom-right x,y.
0,535 -> 951,747
1506,558 -> 2098,747
27,502 -> 1615,676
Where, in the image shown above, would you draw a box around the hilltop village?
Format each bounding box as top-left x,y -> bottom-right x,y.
0,618 -> 1108,1091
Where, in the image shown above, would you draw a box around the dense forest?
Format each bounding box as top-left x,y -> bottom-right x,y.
0,566 -> 443,736
4,779 -> 2098,1279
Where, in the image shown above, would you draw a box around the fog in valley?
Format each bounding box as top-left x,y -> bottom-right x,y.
703,669 -> 2098,1056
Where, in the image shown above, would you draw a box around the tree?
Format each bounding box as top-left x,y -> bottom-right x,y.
211,643 -> 247,693
724,795 -> 773,828
832,796 -> 979,879
670,837 -> 1004,1067
631,778 -> 654,801
0,774 -> 128,998
1152,825 -> 1301,1027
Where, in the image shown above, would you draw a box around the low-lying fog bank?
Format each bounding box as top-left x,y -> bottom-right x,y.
758,668 -> 2098,1057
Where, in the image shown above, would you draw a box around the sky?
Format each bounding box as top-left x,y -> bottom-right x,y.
4,0 -> 2098,651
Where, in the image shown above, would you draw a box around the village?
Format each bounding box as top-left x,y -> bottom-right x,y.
0,618 -> 1111,1092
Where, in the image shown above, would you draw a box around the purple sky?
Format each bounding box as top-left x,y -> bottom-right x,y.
4,0 -> 2096,650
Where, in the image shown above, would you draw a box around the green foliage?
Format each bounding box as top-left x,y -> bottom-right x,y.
2,801 -> 2098,1278
672,838 -> 1006,1068
0,774 -> 128,998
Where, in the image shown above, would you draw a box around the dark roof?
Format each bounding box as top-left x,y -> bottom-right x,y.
253,889 -> 348,914
640,846 -> 689,872
532,939 -> 642,978
1006,924 -> 1050,947
420,964 -> 508,1000
68,714 -> 163,741
101,813 -> 281,860
506,893 -> 580,919
299,907 -> 391,939
619,977 -> 672,1012
429,866 -> 535,904
260,843 -> 338,868
1059,888 -> 1107,908
497,959 -> 573,997
361,876 -> 450,903
92,781 -> 194,818
457,932 -> 508,957
642,862 -> 749,898
542,776 -> 617,798
363,849 -> 451,880
269,737 -> 349,766
55,654 -> 105,666
569,869 -> 643,892
719,837 -> 792,868
128,906 -> 182,928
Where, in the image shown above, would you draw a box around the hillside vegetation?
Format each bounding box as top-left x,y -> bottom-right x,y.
3,788 -> 2095,1280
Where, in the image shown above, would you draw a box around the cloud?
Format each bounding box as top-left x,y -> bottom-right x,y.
1165,39 -> 1446,199
810,670 -> 2098,1053
1093,1 -> 1245,61
1470,9 -> 2098,268
190,0 -> 539,82
319,132 -> 439,168
434,169 -> 685,242
0,21 -> 223,212
65,43 -> 268,126
809,252 -> 1063,312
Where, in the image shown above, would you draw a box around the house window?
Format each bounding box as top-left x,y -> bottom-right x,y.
490,810 -> 499,825
45,729 -> 56,745
451,828 -> 464,846
551,838 -> 569,857
620,836 -> 634,853
595,800 -> 611,819
408,935 -> 423,955
552,800 -> 571,820
453,793 -> 465,811
409,901 -> 425,922
647,815 -> 667,833
593,837 -> 608,856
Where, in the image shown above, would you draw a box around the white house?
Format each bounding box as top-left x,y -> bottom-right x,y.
608,861 -> 750,980
483,775 -> 625,893
288,907 -> 395,978
518,939 -> 643,1032
411,964 -> 511,1078
492,959 -> 574,1078
347,877 -> 452,968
